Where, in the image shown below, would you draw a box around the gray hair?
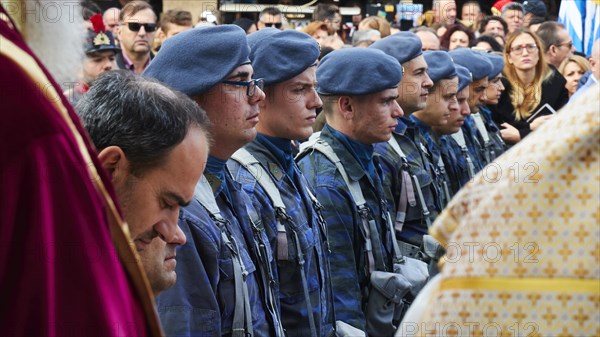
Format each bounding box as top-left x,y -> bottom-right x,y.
352,29 -> 381,47
502,2 -> 524,16
76,70 -> 211,176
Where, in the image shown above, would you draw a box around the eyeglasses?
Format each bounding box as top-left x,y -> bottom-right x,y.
510,43 -> 538,55
126,22 -> 157,32
222,78 -> 265,97
262,22 -> 282,29
557,41 -> 573,49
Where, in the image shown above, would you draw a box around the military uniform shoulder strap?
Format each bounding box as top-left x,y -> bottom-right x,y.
231,147 -> 290,261
471,113 -> 491,144
450,129 -> 475,179
193,178 -> 254,337
230,147 -> 317,337
300,135 -> 388,273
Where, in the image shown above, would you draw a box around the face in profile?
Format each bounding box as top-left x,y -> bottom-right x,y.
114,127 -> 208,294
398,55 -> 434,113
420,77 -> 458,127
350,88 -> 403,144
197,64 -> 266,157
258,66 -> 322,141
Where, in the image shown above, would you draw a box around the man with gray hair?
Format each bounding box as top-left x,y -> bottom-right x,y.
76,70 -> 211,295
501,2 -> 524,34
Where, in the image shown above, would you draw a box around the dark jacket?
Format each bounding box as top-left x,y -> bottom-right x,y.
493,69 -> 569,140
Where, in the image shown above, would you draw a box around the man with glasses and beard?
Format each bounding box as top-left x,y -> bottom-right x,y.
0,2 -> 161,336
116,0 -> 156,74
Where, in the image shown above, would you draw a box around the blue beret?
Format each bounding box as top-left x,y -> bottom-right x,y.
449,48 -> 493,81
248,29 -> 320,86
455,64 -> 473,91
316,48 -> 402,96
423,51 -> 457,83
485,53 -> 504,79
143,25 -> 250,97
369,31 -> 423,65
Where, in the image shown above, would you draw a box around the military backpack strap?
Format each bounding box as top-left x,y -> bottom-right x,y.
231,148 -> 317,337
307,139 -> 387,274
231,148 -> 289,261
471,112 -> 492,164
194,179 -> 254,337
244,206 -> 285,337
451,129 -> 475,179
436,156 -> 452,207
388,136 -> 424,232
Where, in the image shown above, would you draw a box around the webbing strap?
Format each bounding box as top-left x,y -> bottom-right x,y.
231,148 -> 317,337
194,179 -> 253,337
389,137 -> 419,233
305,138 -> 387,274
471,113 -> 491,144
231,148 -> 289,261
451,130 -> 475,179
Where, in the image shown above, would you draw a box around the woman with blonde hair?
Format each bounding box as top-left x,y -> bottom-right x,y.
558,55 -> 591,97
492,29 -> 569,144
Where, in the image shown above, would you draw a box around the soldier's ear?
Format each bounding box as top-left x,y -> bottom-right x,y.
338,96 -> 354,120
98,146 -> 130,186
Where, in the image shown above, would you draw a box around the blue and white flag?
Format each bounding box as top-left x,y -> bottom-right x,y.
559,0 -> 600,56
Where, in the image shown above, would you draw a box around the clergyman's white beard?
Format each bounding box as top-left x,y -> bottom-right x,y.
26,0 -> 86,89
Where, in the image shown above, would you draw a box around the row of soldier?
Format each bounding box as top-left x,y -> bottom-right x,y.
75,6 -> 513,335
73,21 -> 511,336
0,0 -> 520,332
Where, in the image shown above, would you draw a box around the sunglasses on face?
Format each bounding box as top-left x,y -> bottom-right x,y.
126,22 -> 157,32
262,22 -> 282,29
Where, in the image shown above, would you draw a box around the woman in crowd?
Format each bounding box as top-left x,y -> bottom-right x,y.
558,55 -> 591,97
440,24 -> 474,50
493,30 -> 569,144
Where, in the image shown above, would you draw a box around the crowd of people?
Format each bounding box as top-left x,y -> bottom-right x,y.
1,0 -> 599,336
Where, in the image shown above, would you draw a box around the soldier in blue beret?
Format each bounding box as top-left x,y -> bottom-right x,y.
432,64 -> 477,193
405,51 -> 457,247
144,25 -> 277,337
297,48 -> 403,333
369,32 -> 442,261
479,52 -> 508,161
449,49 -> 495,173
227,28 -> 332,337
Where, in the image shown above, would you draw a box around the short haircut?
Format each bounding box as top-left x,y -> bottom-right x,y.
160,9 -> 192,32
502,2 -> 524,16
536,21 -> 566,52
76,70 -> 211,176
259,7 -> 281,20
474,34 -> 503,52
352,29 -> 381,47
313,4 -> 339,21
479,15 -> 508,35
119,0 -> 156,22
528,15 -> 546,27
